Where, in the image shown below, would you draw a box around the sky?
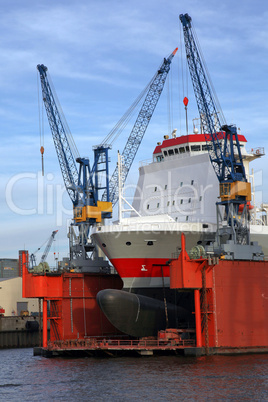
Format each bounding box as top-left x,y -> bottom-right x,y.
0,0 -> 268,265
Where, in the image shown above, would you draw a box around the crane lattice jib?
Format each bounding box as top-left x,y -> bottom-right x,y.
37,65 -> 79,204
40,230 -> 58,263
102,48 -> 178,205
179,14 -> 246,184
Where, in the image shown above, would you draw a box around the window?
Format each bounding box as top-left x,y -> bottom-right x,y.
191,145 -> 201,152
157,202 -> 160,208
126,242 -> 131,246
199,196 -> 202,201
164,151 -> 167,156
202,144 -> 212,151
188,198 -> 191,203
186,146 -> 190,152
172,200 -> 175,206
147,241 -> 154,246
165,184 -> 167,190
191,180 -> 194,185
180,181 -> 183,187
154,186 -> 157,192
186,216 -> 189,221
180,199 -> 183,205
147,204 -> 150,210
167,201 -> 170,207
168,149 -> 174,155
174,148 -> 178,154
179,147 -> 185,154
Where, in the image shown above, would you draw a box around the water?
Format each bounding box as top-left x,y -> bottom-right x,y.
0,349 -> 267,401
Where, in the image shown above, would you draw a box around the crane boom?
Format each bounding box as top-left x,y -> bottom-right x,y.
37,64 -> 79,204
179,14 -> 247,185
40,230 -> 58,263
179,14 -> 260,256
102,48 -> 178,205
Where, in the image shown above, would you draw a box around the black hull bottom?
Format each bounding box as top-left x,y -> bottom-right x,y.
97,289 -> 193,337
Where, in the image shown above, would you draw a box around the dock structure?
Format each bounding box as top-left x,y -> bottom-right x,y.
22,239 -> 268,357
35,333 -> 196,357
170,234 -> 268,354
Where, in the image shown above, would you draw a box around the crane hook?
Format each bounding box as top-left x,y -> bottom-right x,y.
40,146 -> 44,176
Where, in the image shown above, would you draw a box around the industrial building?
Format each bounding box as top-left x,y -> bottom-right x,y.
0,258 -> 19,278
0,277 -> 39,316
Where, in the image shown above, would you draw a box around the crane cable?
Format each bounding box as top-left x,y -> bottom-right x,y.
100,73 -> 157,147
47,71 -> 80,161
179,24 -> 189,134
37,69 -> 80,172
37,71 -> 45,175
166,62 -> 174,136
191,21 -> 226,128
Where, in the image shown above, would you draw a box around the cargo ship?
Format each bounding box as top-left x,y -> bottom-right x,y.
92,128 -> 268,337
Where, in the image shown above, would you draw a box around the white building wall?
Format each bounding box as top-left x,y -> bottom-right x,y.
0,277 -> 39,316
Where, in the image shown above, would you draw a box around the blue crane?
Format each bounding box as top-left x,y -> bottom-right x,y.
179,14 -> 260,257
37,49 -> 176,269
37,64 -> 112,225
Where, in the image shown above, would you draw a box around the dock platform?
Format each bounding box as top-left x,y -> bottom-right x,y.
34,337 -> 197,357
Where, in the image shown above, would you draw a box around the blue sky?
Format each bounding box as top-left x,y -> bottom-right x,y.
0,0 -> 268,264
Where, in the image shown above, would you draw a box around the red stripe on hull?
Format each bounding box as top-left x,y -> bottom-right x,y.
110,258 -> 171,278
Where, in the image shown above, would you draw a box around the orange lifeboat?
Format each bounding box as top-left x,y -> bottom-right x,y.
238,201 -> 254,213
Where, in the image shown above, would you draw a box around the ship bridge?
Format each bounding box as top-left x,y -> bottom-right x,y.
152,132 -> 249,162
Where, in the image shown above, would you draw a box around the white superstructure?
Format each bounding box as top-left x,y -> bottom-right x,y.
92,131 -> 268,290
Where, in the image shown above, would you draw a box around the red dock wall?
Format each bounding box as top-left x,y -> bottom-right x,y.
170,235 -> 268,350
213,260 -> 268,348
22,253 -> 123,344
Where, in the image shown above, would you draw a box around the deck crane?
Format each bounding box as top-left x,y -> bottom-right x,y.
102,48 -> 178,205
29,230 -> 58,272
37,49 -> 177,270
179,14 -> 263,260
37,64 -> 112,271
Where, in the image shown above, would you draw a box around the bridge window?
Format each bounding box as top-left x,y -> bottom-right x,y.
168,149 -> 174,155
179,147 -> 185,153
174,148 -> 179,154
191,145 -> 201,152
202,144 -> 212,151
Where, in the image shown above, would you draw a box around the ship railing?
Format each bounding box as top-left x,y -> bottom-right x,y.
139,158 -> 153,167
248,147 -> 265,157
48,337 -> 196,351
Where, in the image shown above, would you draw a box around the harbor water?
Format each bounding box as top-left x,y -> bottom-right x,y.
0,349 -> 267,401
